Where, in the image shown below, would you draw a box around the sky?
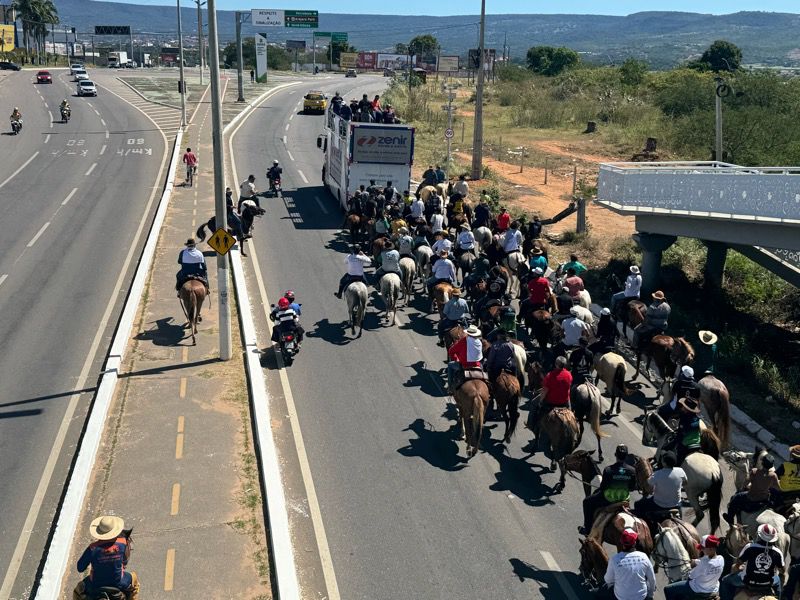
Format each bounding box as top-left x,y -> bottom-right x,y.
110,0 -> 800,15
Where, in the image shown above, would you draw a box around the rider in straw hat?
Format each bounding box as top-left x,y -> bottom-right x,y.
446,324 -> 483,392
74,515 -> 140,599
632,289 -> 671,349
694,329 -> 718,376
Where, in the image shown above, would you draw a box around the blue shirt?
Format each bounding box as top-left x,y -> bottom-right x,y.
529,255 -> 548,273
443,298 -> 469,321
77,538 -> 130,588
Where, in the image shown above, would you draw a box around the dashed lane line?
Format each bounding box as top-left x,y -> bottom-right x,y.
100,118 -> 106,127
105,131 -> 109,139
287,150 -> 294,161
0,151 -> 39,190
170,483 -> 181,515
48,112 -> 53,128
164,548 -> 175,591
85,163 -> 97,177
62,188 -> 78,206
99,144 -> 107,155
282,135 -> 287,144
314,196 -> 329,214
44,134 -> 50,144
27,222 -> 50,248
285,123 -> 290,131
297,169 -> 308,184
0,274 -> 7,288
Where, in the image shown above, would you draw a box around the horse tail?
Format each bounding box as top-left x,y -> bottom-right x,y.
196,220 -> 209,242
588,386 -> 609,439
700,429 -> 721,461
707,471 -> 723,533
714,387 -> 731,448
469,392 -> 485,454
614,363 -> 626,397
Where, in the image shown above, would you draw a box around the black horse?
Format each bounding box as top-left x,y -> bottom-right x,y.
196,205 -> 265,257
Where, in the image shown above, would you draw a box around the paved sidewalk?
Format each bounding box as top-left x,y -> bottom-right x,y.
60,81 -> 272,599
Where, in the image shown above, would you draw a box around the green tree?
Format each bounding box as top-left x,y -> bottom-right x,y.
394,42 -> 408,55
222,38 -> 254,69
13,0 -> 58,64
619,58 -> 648,86
525,45 -> 579,76
408,34 -> 439,57
699,40 -> 742,72
330,40 -> 356,65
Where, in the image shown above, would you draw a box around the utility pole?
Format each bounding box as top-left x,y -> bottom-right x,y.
176,0 -> 187,126
470,0 -> 486,181
235,11 -> 244,101
714,76 -> 726,163
502,31 -> 507,62
206,0 -> 232,360
312,34 -> 316,74
195,0 -> 205,84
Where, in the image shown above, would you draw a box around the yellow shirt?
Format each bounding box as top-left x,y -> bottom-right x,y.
780,462 -> 800,492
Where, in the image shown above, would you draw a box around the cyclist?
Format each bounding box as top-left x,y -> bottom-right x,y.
182,147 -> 198,185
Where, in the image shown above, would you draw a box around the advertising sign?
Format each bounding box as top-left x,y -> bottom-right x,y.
376,53 -> 416,70
284,9 -> 318,28
351,126 -> 414,165
0,23 -> 14,51
340,52 -> 357,69
286,39 -> 306,50
357,51 -> 377,69
417,52 -> 437,73
437,55 -> 459,72
255,33 -> 267,77
468,48 -> 496,70
94,25 -> 130,35
251,9 -> 283,27
1,5 -> 16,23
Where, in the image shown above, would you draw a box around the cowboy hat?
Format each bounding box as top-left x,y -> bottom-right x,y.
465,324 -> 481,337
699,330 -> 718,345
791,445 -> 800,461
89,515 -> 125,541
652,290 -> 666,301
460,223 -> 470,230
757,523 -> 779,543
601,307 -> 611,316
678,397 -> 701,414
185,238 -> 196,246
451,288 -> 462,296
569,306 -> 581,317
532,247 -> 543,255
398,226 -> 409,234
629,265 -> 640,274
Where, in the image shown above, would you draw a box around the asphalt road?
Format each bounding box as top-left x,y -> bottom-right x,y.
0,68 -> 169,598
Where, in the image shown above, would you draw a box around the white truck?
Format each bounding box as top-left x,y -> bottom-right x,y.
317,112 -> 414,211
108,51 -> 128,68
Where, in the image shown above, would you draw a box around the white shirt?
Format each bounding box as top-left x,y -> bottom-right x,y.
430,213 -> 445,233
453,180 -> 469,197
625,273 -> 642,298
688,554 -> 724,593
562,316 -> 590,346
648,467 -> 687,508
179,247 -> 205,265
466,335 -> 483,362
604,550 -> 656,600
457,230 -> 475,250
410,199 -> 425,219
431,258 -> 456,281
240,179 -> 256,198
432,239 -> 453,254
502,229 -> 523,252
345,253 -> 371,276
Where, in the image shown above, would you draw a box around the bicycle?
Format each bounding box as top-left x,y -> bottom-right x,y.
186,164 -> 197,187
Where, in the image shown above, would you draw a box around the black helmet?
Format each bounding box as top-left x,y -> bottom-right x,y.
615,444 -> 629,459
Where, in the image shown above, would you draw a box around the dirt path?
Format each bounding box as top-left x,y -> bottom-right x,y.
531,139 -> 618,166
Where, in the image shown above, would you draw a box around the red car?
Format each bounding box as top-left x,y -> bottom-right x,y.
36,70 -> 52,83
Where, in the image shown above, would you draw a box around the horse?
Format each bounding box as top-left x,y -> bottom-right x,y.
443,323 -> 464,361
578,536 -> 608,591
346,214 -> 367,247
538,407 -> 580,492
570,382 -> 609,462
431,282 -> 454,315
418,184 -> 438,202
525,309 -> 558,351
491,371 -> 521,444
589,504 -> 654,554
414,245 -> 433,282
344,281 -> 367,336
371,236 -> 388,260
594,352 -> 631,417
697,374 -> 731,448
724,446 -> 767,492
453,379 -> 490,458
652,526 -> 692,583
636,335 -> 693,381
501,250 -> 528,299
575,289 -> 592,309
564,449 -> 602,498
457,251 -> 476,283
398,257 -> 416,305
179,279 -> 207,345
620,299 -> 647,337
472,226 -> 492,250
196,205 -> 265,257
379,273 -> 401,326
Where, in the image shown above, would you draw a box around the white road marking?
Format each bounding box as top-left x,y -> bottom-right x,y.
100,118 -> 106,127
86,102 -> 93,107
105,130 -> 109,139
286,150 -> 294,161
99,144 -> 107,155
282,135 -> 287,144
85,163 -> 97,177
44,134 -> 50,144
297,169 -> 308,184
48,111 -> 53,128
539,551 -> 581,600
0,151 -> 39,190
27,222 -> 50,247
92,108 -> 100,116
289,113 -> 294,121
0,274 -> 7,288
285,123 -> 290,131
62,188 -> 78,206
44,102 -> 49,109
314,195 -> 329,214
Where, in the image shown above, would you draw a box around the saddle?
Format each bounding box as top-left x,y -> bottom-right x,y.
588,502 -> 631,539
464,369 -> 489,383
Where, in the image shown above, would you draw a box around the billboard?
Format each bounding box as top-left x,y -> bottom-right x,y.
0,23 -> 13,51
340,52 -> 357,69
94,25 -> 130,35
437,55 -> 459,72
417,52 -> 437,73
286,39 -> 306,50
357,51 -> 377,70
350,126 -> 414,165
255,33 -> 267,77
251,9 -> 283,26
376,53 -> 416,70
468,48 -> 496,70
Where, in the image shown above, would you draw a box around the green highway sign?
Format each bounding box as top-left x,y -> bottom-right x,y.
284,9 -> 318,28
331,32 -> 348,42
314,31 -> 331,37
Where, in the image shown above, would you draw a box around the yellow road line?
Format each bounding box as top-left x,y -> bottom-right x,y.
177,415 -> 185,433
175,433 -> 184,459
181,346 -> 188,363
179,377 -> 187,399
164,548 -> 175,590
170,483 -> 181,515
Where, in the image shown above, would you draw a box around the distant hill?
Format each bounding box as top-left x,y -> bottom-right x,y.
52,0 -> 800,69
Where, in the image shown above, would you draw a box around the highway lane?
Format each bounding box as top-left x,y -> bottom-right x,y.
232,74 -> 748,600
0,67 -> 169,598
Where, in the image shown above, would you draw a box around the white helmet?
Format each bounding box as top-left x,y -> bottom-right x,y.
757,523 -> 778,543
273,160 -> 279,165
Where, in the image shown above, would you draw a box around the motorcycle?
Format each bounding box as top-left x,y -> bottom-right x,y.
61,107 -> 71,122
268,177 -> 282,197
278,330 -> 299,365
10,118 -> 21,135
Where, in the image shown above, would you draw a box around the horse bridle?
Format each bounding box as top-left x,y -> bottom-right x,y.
652,532 -> 694,580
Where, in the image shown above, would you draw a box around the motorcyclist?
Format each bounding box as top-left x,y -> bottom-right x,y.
271,296 -> 303,347
270,290 -> 301,320
267,160 -> 282,191
60,99 -> 71,116
73,515 -> 140,600
10,106 -> 21,131
176,238 -> 208,295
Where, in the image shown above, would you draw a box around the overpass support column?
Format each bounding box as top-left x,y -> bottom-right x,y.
703,240 -> 728,288
633,232 -> 676,293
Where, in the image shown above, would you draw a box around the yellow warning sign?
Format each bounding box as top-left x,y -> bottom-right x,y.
207,227 -> 236,256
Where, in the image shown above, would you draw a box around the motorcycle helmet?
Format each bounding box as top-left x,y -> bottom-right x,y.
278,297 -> 290,310
273,159 -> 279,165
284,290 -> 295,301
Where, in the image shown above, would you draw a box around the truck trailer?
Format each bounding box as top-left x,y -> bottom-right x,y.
108,51 -> 128,68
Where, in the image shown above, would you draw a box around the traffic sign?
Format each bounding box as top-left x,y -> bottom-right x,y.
285,9 -> 318,28
331,32 -> 348,42
208,228 -> 236,256
444,128 -> 454,139
314,31 -> 331,37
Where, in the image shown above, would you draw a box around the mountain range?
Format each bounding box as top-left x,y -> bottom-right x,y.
52,0 -> 800,69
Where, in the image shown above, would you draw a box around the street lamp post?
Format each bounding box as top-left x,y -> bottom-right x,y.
176,0 -> 187,126
194,0 -> 206,84
714,76 -> 729,163
470,0 -> 486,181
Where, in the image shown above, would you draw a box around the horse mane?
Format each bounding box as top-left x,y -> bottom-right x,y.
700,429 -> 721,461
655,528 -> 691,580
676,337 -> 695,364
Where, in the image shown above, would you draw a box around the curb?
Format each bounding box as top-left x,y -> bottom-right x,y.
588,302 -> 791,462
34,127 -> 185,599
116,76 -> 182,111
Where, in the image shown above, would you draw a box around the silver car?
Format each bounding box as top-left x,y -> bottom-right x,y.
74,69 -> 89,81
77,80 -> 97,96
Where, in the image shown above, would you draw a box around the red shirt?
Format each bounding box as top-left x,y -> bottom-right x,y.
565,275 -> 584,298
182,151 -> 197,166
542,368 -> 572,406
447,336 -> 481,368
497,212 -> 511,232
527,277 -> 551,304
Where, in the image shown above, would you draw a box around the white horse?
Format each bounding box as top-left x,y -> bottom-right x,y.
576,289 -> 592,309
399,257 -> 416,305
502,250 -> 527,299
473,226 -> 492,250
653,526 -> 692,583
379,273 -> 401,326
414,245 -> 433,282
724,447 -> 768,492
344,281 -> 367,337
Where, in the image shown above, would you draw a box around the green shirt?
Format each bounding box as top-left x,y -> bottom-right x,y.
563,260 -> 587,275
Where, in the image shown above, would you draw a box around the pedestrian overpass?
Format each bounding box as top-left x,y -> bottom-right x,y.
595,161 -> 800,290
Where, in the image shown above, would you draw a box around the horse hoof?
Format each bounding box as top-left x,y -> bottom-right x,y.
598,455 -> 604,463
550,461 -> 557,471
197,316 -> 203,323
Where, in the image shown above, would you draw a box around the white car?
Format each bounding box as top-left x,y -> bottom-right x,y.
74,69 -> 89,81
77,80 -> 97,96
70,63 -> 84,75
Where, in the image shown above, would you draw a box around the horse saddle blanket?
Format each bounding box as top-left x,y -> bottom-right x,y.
464,369 -> 488,383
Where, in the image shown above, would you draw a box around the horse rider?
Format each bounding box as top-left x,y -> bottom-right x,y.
554,286 -> 575,321
446,324 -> 483,393
413,225 -> 431,250
225,187 -> 246,242
663,534 -> 724,600
431,231 -> 453,259
633,450 -> 686,522
563,253 -> 587,276
410,193 -> 425,222
528,246 -> 548,274
426,250 -> 456,296
421,165 -> 437,188
561,306 -> 592,350
486,328 -> 517,385
334,250 -> 371,298
267,160 -> 282,190
694,329 -> 718,376
579,444 -> 638,535
633,290 -> 671,349
238,174 -> 258,211
527,215 -> 542,240
496,206 -> 511,233
455,223 -> 475,260
611,265 -> 642,314
271,296 -> 303,347
723,454 -> 781,526
564,267 -> 585,301
396,227 -> 414,258
438,288 -> 470,345
430,207 -> 446,235
500,220 -> 523,257
485,305 -> 517,344
374,240 -> 401,286
776,445 -> 800,507
590,307 -> 619,355
673,397 -> 702,466
463,252 -> 490,290
473,194 -> 491,229
719,523 -> 784,600
384,180 -> 399,206
529,355 -> 573,435
599,528 -> 655,600
390,212 -> 407,236
519,267 -> 554,322
373,211 -> 392,240
425,192 -> 443,222
176,238 -> 208,295
73,515 -> 140,600
568,338 -> 594,386
657,365 -> 700,423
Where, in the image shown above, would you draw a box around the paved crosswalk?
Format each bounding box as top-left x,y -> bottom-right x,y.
94,74 -> 184,138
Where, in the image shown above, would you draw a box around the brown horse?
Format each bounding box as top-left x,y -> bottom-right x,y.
432,282 -> 454,315
539,407 -> 580,492
180,279 -> 207,345
491,371 -> 521,444
371,235 -> 388,259
564,449 -> 602,498
526,360 -> 545,399
578,536 -> 608,591
622,299 -> 647,337
453,379 -> 490,458
443,323 -> 464,360
590,504 -> 654,555
697,374 -> 731,447
346,214 -> 367,247
636,335 -> 693,380
525,309 -> 558,350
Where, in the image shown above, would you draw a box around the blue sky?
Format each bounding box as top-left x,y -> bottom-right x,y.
109,0 -> 800,16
